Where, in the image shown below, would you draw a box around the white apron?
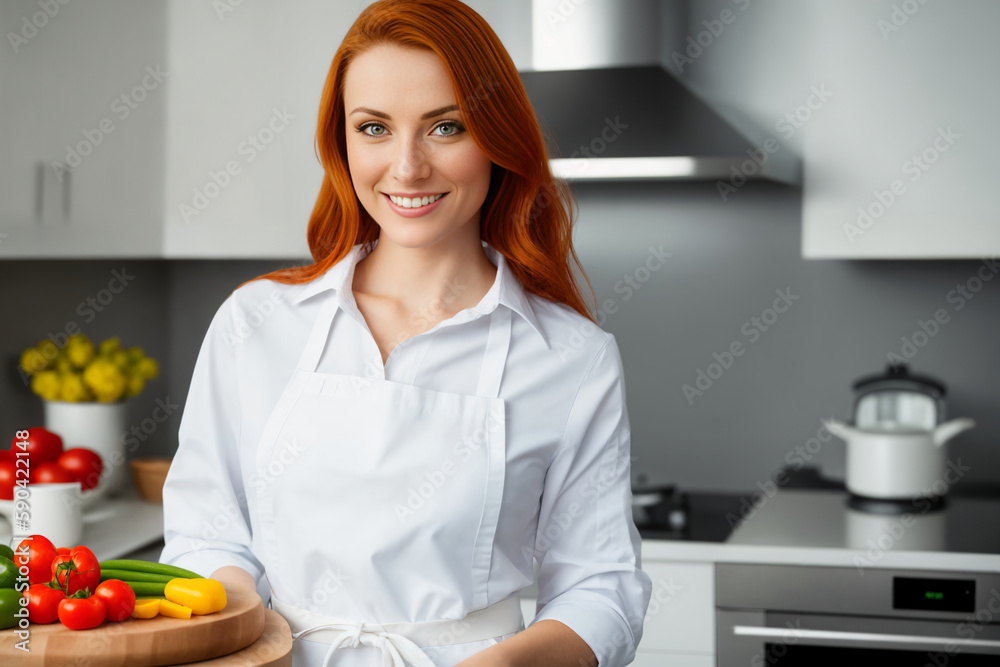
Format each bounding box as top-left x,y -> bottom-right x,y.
254,294 -> 524,666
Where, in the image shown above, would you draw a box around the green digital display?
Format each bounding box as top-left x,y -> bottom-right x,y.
894,577 -> 974,613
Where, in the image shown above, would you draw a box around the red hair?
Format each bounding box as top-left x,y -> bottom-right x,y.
241,0 -> 596,323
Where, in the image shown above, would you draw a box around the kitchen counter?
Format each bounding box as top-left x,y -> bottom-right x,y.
1,487 -> 165,560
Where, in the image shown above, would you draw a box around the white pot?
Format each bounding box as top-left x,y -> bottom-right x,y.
824,418 -> 975,500
43,400 -> 129,496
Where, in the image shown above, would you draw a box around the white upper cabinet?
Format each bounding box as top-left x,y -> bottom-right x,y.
161,0 -> 357,259
0,0 -> 166,258
801,1 -> 1000,258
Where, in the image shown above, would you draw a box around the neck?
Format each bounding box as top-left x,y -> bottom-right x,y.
353,230 -> 498,314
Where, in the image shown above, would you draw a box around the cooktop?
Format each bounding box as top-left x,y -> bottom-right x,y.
726,489 -> 1000,556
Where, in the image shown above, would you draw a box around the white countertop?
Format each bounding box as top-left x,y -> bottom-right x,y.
1,488 -> 165,561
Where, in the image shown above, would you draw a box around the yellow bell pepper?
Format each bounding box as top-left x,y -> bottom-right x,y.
164,578 -> 227,615
132,599 -> 161,619
158,599 -> 192,620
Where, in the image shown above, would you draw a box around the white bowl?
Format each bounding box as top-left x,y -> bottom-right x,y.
0,484 -> 103,522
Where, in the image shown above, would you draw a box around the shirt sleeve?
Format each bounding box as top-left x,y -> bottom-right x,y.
529,334 -> 652,667
159,294 -> 266,585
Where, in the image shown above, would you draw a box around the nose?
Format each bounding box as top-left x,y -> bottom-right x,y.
390,135 -> 431,182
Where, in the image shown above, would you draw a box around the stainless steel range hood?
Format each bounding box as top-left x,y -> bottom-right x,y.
518,0 -> 800,185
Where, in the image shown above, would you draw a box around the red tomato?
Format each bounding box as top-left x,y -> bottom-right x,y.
57,595 -> 105,630
12,427 -> 63,464
32,461 -> 76,484
56,448 -> 103,492
14,535 -> 58,585
94,579 -> 136,622
0,449 -> 12,462
56,547 -> 71,556
52,545 -> 101,595
0,460 -> 16,500
24,583 -> 67,624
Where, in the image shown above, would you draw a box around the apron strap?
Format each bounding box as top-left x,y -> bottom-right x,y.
476,306 -> 512,400
298,296 -> 341,373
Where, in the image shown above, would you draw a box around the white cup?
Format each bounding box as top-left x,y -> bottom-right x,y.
23,482 -> 83,548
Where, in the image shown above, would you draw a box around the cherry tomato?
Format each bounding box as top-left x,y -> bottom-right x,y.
24,583 -> 67,624
94,580 -> 136,622
56,448 -> 103,491
32,461 -> 76,484
52,545 -> 101,595
57,595 -> 105,630
12,427 -> 63,464
14,535 -> 58,585
0,460 -> 16,500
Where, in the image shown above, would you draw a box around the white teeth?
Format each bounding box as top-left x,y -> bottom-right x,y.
388,193 -> 444,208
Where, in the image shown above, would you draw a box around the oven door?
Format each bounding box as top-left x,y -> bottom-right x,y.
718,609 -> 1000,666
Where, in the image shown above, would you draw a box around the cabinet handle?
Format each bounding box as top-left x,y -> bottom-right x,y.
63,168 -> 71,222
35,161 -> 44,223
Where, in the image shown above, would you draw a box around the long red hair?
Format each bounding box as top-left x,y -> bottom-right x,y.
242,0 -> 596,323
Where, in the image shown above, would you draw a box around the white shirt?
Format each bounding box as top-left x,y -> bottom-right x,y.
161,240 -> 652,667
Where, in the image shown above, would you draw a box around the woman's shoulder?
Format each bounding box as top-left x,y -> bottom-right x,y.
523,293 -> 617,366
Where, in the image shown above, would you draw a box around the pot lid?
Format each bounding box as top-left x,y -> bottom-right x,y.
851,362 -> 946,398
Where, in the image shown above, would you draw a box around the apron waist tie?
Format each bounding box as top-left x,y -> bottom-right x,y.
271,594 -> 525,667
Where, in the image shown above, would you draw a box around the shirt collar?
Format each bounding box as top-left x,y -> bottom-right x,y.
289,241 -> 550,349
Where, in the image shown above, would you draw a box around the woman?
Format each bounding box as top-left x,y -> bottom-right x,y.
161,1 -> 651,665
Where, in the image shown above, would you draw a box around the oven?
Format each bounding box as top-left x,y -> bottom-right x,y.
717,563 -> 1000,665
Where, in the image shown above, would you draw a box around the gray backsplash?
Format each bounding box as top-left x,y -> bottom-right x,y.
3,180 -> 997,493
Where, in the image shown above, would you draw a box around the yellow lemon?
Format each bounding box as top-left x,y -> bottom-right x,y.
60,373 -> 94,402
31,370 -> 62,401
125,372 -> 146,398
112,349 -> 130,370
99,336 -> 122,356
137,357 -> 159,380
127,346 -> 145,364
19,347 -> 49,375
37,339 -> 59,364
83,358 -> 126,403
66,338 -> 96,369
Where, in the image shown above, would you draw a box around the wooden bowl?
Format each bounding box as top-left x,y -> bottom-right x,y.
129,457 -> 172,503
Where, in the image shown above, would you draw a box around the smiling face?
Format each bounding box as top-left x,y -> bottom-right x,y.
342,44 -> 493,250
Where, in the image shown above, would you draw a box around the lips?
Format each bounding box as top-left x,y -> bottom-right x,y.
385,193 -> 446,209
381,192 -> 448,218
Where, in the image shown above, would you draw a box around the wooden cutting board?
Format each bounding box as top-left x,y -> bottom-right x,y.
2,584 -> 265,667
180,608 -> 292,666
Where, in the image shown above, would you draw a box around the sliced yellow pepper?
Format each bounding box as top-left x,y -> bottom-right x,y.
164,578 -> 227,616
132,599 -> 161,619
158,599 -> 192,620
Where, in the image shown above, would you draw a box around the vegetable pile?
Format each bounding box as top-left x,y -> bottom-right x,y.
0,427 -> 103,499
0,535 -> 227,631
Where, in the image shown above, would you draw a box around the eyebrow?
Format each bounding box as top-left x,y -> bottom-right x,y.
349,105 -> 460,120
